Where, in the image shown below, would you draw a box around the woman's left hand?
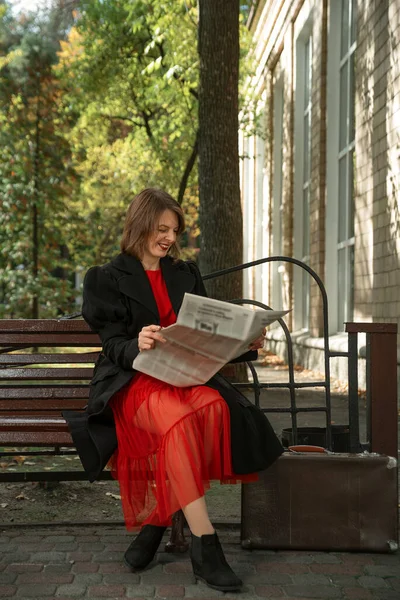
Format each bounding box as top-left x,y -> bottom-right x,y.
248,327 -> 266,351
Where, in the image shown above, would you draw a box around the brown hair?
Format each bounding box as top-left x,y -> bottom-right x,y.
120,188 -> 185,259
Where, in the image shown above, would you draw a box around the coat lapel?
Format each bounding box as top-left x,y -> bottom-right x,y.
161,256 -> 196,316
110,253 -> 196,320
110,254 -> 159,321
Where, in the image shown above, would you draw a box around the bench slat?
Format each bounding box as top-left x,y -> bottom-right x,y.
0,400 -> 86,410
0,320 -> 91,333
0,353 -> 99,365
0,334 -> 100,345
0,431 -> 73,446
0,386 -> 89,399
0,416 -> 68,430
0,368 -> 94,380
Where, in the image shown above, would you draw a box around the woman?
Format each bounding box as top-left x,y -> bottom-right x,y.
64,188 -> 283,592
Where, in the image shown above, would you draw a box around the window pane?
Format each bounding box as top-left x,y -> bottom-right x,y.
302,188 -> 310,259
302,270 -> 309,328
337,247 -> 346,330
349,52 -> 355,143
341,0 -> 350,58
349,244 -> 354,321
303,114 -> 310,178
338,156 -> 347,242
348,150 -> 354,237
351,0 -> 357,45
304,38 -> 311,105
339,62 -> 348,151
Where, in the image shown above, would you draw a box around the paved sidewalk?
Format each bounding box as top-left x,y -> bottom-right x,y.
0,525 -> 399,600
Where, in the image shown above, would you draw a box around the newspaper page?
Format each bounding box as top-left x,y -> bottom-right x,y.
132,293 -> 289,387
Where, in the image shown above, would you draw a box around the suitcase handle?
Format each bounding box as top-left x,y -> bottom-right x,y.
288,445 -> 327,453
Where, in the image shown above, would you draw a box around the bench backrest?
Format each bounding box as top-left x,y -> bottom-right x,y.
0,320 -> 100,435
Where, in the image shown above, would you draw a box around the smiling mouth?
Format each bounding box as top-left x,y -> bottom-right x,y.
158,243 -> 170,251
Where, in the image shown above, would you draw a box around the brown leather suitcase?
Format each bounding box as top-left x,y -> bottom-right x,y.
241,451 -> 398,552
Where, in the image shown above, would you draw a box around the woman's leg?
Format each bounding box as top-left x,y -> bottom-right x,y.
182,496 -> 214,536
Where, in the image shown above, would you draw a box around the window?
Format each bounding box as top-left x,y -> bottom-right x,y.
271,78 -> 284,311
326,0 -> 356,332
294,24 -> 312,331
337,0 -> 356,328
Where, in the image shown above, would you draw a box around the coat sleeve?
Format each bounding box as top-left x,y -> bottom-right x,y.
186,260 -> 258,364
82,266 -> 139,370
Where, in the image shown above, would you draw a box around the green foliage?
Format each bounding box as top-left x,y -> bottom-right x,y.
0,1 -> 80,317
0,0 -> 258,317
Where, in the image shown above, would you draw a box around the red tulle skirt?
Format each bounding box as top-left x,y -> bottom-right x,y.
110,373 -> 257,530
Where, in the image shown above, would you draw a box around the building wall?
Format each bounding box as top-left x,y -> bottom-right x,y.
355,0 -> 400,329
241,0 -> 400,390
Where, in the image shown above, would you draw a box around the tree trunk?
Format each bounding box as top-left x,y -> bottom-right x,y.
32,84 -> 41,319
198,0 -> 242,302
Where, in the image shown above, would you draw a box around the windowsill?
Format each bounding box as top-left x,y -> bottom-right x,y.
265,327 -> 368,358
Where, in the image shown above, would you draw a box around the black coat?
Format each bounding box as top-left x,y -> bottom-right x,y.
63,253 -> 283,482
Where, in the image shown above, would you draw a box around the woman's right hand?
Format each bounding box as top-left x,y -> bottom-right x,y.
138,325 -> 167,352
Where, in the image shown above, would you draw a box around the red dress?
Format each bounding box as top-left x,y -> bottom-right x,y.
110,269 -> 256,530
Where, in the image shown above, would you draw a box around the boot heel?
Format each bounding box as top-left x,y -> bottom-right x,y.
190,531 -> 242,591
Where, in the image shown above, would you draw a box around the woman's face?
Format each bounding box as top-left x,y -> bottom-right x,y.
142,209 -> 179,265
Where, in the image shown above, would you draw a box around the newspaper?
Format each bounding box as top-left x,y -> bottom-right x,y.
132,293 -> 289,387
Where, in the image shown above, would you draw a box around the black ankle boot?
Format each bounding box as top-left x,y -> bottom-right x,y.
190,531 -> 243,592
124,525 -> 167,571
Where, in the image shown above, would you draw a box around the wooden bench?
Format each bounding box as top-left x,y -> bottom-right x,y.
0,319 -> 100,483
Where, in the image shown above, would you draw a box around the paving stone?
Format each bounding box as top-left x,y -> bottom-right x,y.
80,543 -> 105,552
290,573 -> 332,585
0,553 -> 30,565
140,571 -> 195,586
245,573 -> 292,585
126,584 -> 156,598
16,572 -> 73,584
88,584 -> 126,597
53,543 -> 79,552
73,573 -> 104,585
359,576 -> 390,588
310,563 -> 363,576
0,572 -> 17,584
255,562 -> 309,574
365,566 -> 400,577
184,584 -> 224,597
0,544 -> 18,553
163,563 -> 193,574
43,536 -> 76,544
372,555 -> 400,565
69,552 -> 94,563
98,562 -> 130,574
44,563 -> 72,574
156,585 -> 185,597
370,592 -> 400,600
72,563 -> 100,574
103,573 -> 140,585
254,585 -> 285,597
343,587 -> 373,599
280,585 -> 342,598
310,554 -> 342,564
92,552 -> 123,563
388,578 -> 400,591
327,575 -> 360,587
0,585 -> 16,597
55,583 -> 87,597
16,583 -> 57,596
6,563 -> 43,573
30,552 -> 66,563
